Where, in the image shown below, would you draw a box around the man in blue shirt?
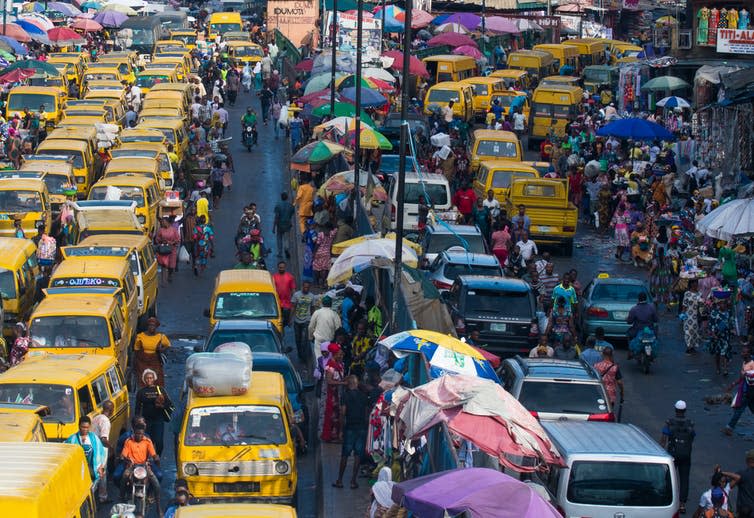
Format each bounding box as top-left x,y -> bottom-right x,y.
594,327 -> 614,353
490,99 -> 504,121
580,337 -> 602,366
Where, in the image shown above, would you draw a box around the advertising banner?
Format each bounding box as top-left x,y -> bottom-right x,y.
324,10 -> 382,59
267,0 -> 319,47
716,29 -> 754,55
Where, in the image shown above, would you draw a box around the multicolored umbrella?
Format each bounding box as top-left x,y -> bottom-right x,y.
93,10 -> 128,26
380,330 -> 499,381
0,23 -> 32,42
311,102 -> 375,126
290,140 -> 346,165
71,18 -> 103,31
0,68 -> 35,84
48,2 -> 83,16
394,8 -> 434,29
14,19 -> 50,43
335,74 -> 376,91
656,95 -> 690,109
47,26 -> 85,45
328,238 -> 417,286
0,35 -> 28,54
344,126 -> 392,149
17,12 -> 55,30
313,116 -> 358,135
303,71 -> 345,95
435,22 -> 469,34
382,50 -> 429,78
453,44 -> 482,59
340,86 -> 387,108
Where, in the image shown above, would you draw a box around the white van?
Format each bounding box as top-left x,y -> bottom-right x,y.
541,421 -> 679,518
386,172 -> 455,231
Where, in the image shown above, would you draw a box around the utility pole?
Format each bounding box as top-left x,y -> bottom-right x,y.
352,0 -> 363,218
391,0 -> 411,332
329,0 -> 338,117
379,0 -> 385,54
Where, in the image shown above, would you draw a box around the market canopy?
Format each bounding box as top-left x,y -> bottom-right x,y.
641,75 -> 691,92
595,118 -> 675,140
327,238 -> 417,286
696,198 -> 754,241
656,95 -> 690,108
5,58 -> 59,76
311,102 -> 375,126
340,86 -> 387,108
382,50 -> 429,78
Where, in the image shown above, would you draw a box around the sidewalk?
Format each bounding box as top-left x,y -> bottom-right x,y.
318,442 -> 372,516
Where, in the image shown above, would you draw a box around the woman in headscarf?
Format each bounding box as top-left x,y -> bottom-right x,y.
709,297 -> 734,376
134,317 -> 171,388
369,467 -> 395,518
156,216 -> 181,286
610,203 -> 631,261
135,369 -> 173,457
320,343 -> 345,442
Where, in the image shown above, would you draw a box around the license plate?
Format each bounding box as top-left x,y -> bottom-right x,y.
537,226 -> 552,233
613,311 -> 628,320
490,323 -> 507,332
644,345 -> 653,355
214,482 -> 260,493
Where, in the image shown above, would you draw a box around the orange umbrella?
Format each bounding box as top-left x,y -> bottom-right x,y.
0,23 -> 31,42
71,18 -> 103,32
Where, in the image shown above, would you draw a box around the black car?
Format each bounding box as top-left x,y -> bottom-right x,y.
443,275 -> 538,356
379,112 -> 429,150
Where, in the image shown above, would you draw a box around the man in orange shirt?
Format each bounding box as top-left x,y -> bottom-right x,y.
120,424 -> 161,512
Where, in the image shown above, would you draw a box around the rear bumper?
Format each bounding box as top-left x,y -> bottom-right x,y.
584,319 -> 630,339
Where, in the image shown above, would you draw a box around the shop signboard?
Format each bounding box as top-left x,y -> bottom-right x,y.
267,0 -> 319,47
716,29 -> 754,55
324,11 -> 382,59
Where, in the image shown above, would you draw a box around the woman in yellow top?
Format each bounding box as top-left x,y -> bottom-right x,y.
134,317 -> 171,388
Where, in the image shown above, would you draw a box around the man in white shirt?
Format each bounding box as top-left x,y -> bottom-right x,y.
91,401 -> 113,503
482,189 -> 500,219
512,108 -> 526,136
516,231 -> 538,262
442,101 -> 455,129
308,296 -> 341,360
190,96 -> 203,120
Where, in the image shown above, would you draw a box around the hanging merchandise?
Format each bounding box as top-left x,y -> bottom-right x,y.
740,8 -> 750,28
709,7 -> 719,45
697,7 -> 710,45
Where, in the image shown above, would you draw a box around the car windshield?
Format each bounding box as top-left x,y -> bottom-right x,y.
381,156 -> 417,174
404,182 -> 448,205
464,288 -> 532,317
30,315 -> 111,348
567,461 -> 673,506
427,89 -> 460,103
43,174 -> 73,194
591,283 -> 648,302
214,292 -> 279,319
428,234 -> 486,255
444,263 -> 502,281
183,405 -> 287,446
235,46 -> 263,57
0,383 -> 75,423
518,381 -> 606,414
210,22 -> 242,33
38,149 -> 83,169
0,269 -> 16,299
136,75 -> 169,88
0,190 -> 43,212
492,95 -> 517,107
206,329 -> 280,353
89,186 -> 145,207
491,171 -> 536,188
584,69 -> 611,83
475,140 -> 518,158
7,93 -> 55,112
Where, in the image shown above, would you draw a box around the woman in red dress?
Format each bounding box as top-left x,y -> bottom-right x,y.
320,343 -> 345,442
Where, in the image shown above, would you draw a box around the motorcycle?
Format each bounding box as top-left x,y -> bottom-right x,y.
242,124 -> 257,151
125,463 -> 150,516
631,327 -> 657,374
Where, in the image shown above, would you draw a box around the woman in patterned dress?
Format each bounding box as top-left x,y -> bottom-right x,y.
682,279 -> 702,354
610,204 -> 631,261
709,297 -> 733,376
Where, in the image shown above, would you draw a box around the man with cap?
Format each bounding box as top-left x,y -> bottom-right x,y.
720,450 -> 754,517
661,400 -> 695,514
308,296 -> 341,361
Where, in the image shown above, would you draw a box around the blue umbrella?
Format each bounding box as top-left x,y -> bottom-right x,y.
655,95 -> 691,109
383,15 -> 403,33
432,13 -> 450,25
596,118 -> 675,141
80,1 -> 102,10
94,10 -> 128,27
14,20 -> 50,43
0,35 -> 28,55
340,86 -> 387,108
48,2 -> 83,16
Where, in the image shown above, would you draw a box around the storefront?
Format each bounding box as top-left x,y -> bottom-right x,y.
690,0 -> 753,56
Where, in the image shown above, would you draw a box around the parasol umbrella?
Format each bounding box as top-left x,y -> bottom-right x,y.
335,74 -> 377,91
4,21 -> 37,43
395,468 -> 561,517
94,10 -> 128,26
655,95 -> 691,108
382,50 -> 429,78
296,87 -> 340,106
340,86 -> 387,108
22,2 -> 46,12
361,67 -> 396,83
312,102 -> 375,126
6,58 -> 60,76
344,126 -> 392,150
313,116 -> 358,136
290,140 -> 346,165
80,1 -> 102,10
47,26 -> 85,45
17,12 -> 55,30
327,238 -> 418,286
47,2 -> 83,16
453,45 -> 482,60
439,12 -> 481,30
696,198 -> 754,241
641,75 -> 691,92
484,16 -> 520,34
0,35 -> 28,54
428,32 -> 477,48
106,0 -> 145,7
596,118 -> 675,140
394,8 -> 434,29
294,58 -> 313,72
71,18 -> 103,31
0,49 -> 16,62
466,342 -> 501,368
331,232 -> 421,256
304,72 -> 344,95
100,3 -> 137,15
380,330 -> 498,381
416,28 -> 432,40
434,22 -> 469,34
0,68 -> 34,84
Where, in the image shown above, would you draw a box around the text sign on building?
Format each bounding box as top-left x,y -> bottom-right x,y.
267,0 -> 319,47
717,29 -> 754,55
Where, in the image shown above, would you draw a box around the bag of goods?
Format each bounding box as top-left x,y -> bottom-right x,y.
430,132 -> 450,148
214,342 -> 253,368
185,352 -> 250,397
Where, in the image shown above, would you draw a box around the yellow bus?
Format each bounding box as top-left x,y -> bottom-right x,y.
533,43 -> 580,71
563,38 -> 607,66
208,12 -> 243,39
422,55 -> 477,83
506,50 -> 555,79
529,85 -> 583,148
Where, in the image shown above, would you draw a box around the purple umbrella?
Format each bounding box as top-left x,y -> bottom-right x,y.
453,44 -> 482,59
94,10 -> 128,27
484,16 -> 520,34
396,468 -> 561,518
441,12 -> 481,30
427,32 -> 477,48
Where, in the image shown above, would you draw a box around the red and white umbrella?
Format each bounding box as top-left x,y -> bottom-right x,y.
47,26 -> 85,45
71,18 -> 103,32
0,23 -> 31,42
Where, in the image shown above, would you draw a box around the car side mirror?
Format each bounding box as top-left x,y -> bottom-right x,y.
202,308 -> 210,318
302,382 -> 316,392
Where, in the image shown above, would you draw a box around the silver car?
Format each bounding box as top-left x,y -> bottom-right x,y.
427,250 -> 503,292
579,275 -> 651,340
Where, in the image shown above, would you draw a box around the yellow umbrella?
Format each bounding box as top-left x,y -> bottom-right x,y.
331,232 -> 422,256
346,126 -> 392,150
402,330 -> 488,360
655,15 -> 677,24
102,3 -> 137,14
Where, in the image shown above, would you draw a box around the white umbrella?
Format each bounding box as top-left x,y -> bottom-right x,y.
696,198 -> 754,241
435,22 -> 469,34
362,67 -> 396,83
656,96 -> 691,109
327,238 -> 418,286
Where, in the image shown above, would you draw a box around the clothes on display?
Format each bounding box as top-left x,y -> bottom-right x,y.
695,7 -> 750,46
719,8 -> 729,28
709,7 -> 719,45
698,7 -> 710,44
740,8 -> 750,28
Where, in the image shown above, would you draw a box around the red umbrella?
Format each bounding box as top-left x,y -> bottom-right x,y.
453,45 -> 482,60
428,32 -> 477,48
382,50 -> 429,78
0,23 -> 31,43
469,345 -> 501,369
296,88 -> 339,106
71,18 -> 103,32
47,27 -> 85,45
294,59 -> 313,72
0,68 -> 35,84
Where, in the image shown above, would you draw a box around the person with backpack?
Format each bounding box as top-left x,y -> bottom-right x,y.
661,400 -> 696,515
703,487 -> 734,517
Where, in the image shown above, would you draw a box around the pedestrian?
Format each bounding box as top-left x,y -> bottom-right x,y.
350,319 -> 373,378
511,204 -> 531,232
302,219 -> 317,281
723,346 -> 754,436
135,369 -> 173,457
272,261 -> 296,328
529,335 -> 554,358
553,334 -> 578,360
134,317 -> 170,388
271,99 -> 282,138
552,274 -> 578,312
333,375 -> 369,489
452,182 -> 477,224
610,203 -> 631,261
225,69 -> 239,106
649,247 -> 673,310
259,86 -> 273,124
695,469 -> 732,516
91,400 -> 114,504
314,222 -> 337,288
273,192 -> 294,258
210,161 -> 226,209
192,215 -> 214,276
710,298 -> 734,376
65,416 -> 107,489
682,279 -> 703,354
580,336 -> 602,366
294,177 -> 315,233
515,230 -> 538,263
320,343 -> 345,443
365,295 -> 383,339
156,217 -> 180,286
9,322 -> 30,366
489,221 -> 511,267
241,63 -> 252,93
291,281 -> 316,362
289,111 -> 304,150
660,400 -> 695,514
308,296 -> 341,360
545,296 -> 576,343
594,347 -> 624,408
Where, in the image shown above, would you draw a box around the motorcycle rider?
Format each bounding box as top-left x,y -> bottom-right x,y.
241,107 -> 258,146
627,292 -> 658,357
120,424 -> 161,514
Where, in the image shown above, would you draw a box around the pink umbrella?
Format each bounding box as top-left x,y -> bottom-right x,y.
453,45 -> 482,60
382,50 -> 429,78
484,16 -> 520,34
71,18 -> 103,32
0,23 -> 31,42
393,8 -> 434,29
0,68 -> 35,84
428,32 -> 477,48
47,27 -> 84,45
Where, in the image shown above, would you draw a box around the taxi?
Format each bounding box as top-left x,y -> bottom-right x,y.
468,129 -> 523,173
223,30 -> 251,42
96,55 -> 137,83
83,88 -> 128,111
118,127 -> 168,146
64,98 -> 125,125
137,118 -> 188,165
489,90 -> 530,119
0,237 -> 39,337
5,86 -> 65,128
169,29 -> 198,49
141,92 -> 187,115
0,178 -> 50,238
134,67 -> 179,94
104,156 -> 165,191
147,83 -> 192,112
489,69 -> 530,90
59,110 -> 112,127
460,76 -> 506,120
71,199 -> 145,241
48,53 -> 86,87
110,142 -> 175,189
156,39 -> 186,53
28,68 -> 68,94
88,175 -> 162,236
44,126 -> 101,175
206,269 -> 283,333
175,504 -> 297,517
152,54 -> 192,81
82,64 -> 123,83
0,403 -> 48,442
36,138 -> 96,197
423,81 -> 474,121
4,165 -> 76,215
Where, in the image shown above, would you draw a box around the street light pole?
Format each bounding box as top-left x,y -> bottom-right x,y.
380,0 -> 386,54
353,0 -> 363,217
391,0 -> 411,332
329,0 -> 338,117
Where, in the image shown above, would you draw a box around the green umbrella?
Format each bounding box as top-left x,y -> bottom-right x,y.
291,140 -> 347,165
312,102 -> 375,127
640,75 -> 691,92
5,59 -> 60,76
304,72 -> 345,95
0,49 -> 16,62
